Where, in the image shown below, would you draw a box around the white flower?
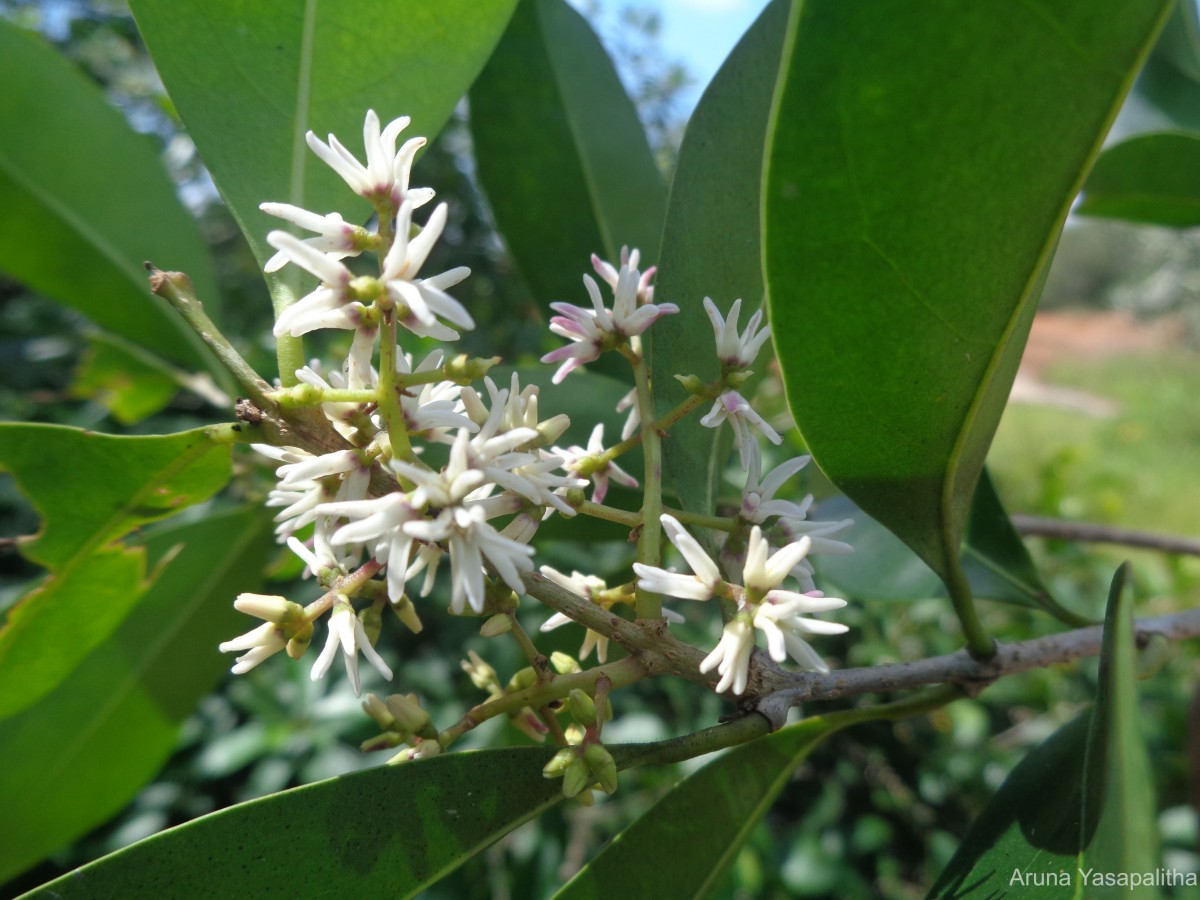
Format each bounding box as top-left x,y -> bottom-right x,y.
267,232 -> 365,337
753,594 -> 849,673
310,601 -> 393,696
703,297 -> 771,370
616,386 -> 639,440
539,567 -> 612,662
591,246 -> 656,304
700,390 -> 782,467
260,203 -> 371,273
633,513 -> 723,601
319,492 -> 423,602
219,593 -> 305,675
305,110 -> 435,209
382,201 -> 474,338
741,450 -> 814,524
541,262 -> 678,384
699,617 -> 755,695
553,423 -> 638,504
408,504 -> 534,614
392,349 -> 476,439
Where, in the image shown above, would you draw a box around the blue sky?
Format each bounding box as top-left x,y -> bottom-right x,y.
575,0 -> 771,111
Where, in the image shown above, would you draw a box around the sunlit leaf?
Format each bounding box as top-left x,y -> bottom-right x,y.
1077,132 -> 1200,227
555,717 -> 837,899
71,334 -> 183,425
928,565 -> 1160,898
653,0 -> 790,520
470,0 -> 666,311
0,425 -> 231,718
23,747 -> 563,899
128,0 -> 518,305
764,0 -> 1173,586
0,21 -> 222,377
0,507 -> 273,884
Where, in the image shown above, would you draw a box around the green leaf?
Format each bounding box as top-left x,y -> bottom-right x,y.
0,21 -> 222,376
0,506 -> 273,884
1077,132 -> 1200,227
24,747 -> 563,899
71,334 -> 183,425
0,425 -> 231,718
555,718 -> 838,899
470,0 -> 666,308
928,565 -> 1160,898
961,469 -> 1090,626
652,0 -> 791,519
128,0 -> 518,286
763,1 -> 1173,585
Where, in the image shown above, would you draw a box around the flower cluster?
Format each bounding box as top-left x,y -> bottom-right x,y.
220,110 -> 853,765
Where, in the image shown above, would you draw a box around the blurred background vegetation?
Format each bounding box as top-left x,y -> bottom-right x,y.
0,1 -> 1198,897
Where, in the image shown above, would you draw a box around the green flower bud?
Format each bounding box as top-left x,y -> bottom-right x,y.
563,757 -> 591,798
480,613 -> 513,637
568,689 -> 596,726
286,620 -> 314,659
584,743 -> 619,795
509,666 -> 538,692
550,651 -> 581,675
543,747 -> 577,778
462,650 -> 499,691
390,595 -> 423,634
674,373 -> 704,394
385,693 -> 431,735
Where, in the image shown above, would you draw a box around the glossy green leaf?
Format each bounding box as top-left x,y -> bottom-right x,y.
555,718 -> 838,899
0,21 -> 221,375
764,1 -> 1173,585
0,425 -> 231,718
929,565 -> 1160,898
71,334 -> 183,425
470,0 -> 666,309
128,0 -> 518,285
961,469 -> 1090,626
0,506 -> 273,884
652,0 -> 790,520
24,747 -> 563,899
1077,132 -> 1200,227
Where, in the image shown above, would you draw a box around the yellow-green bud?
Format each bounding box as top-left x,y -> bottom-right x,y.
462,650 -> 499,691
390,595 -> 423,634
480,613 -> 512,637
445,353 -> 500,382
674,373 -> 704,394
536,414 -> 571,446
543,747 -> 577,778
567,689 -> 596,726
725,369 -> 753,388
509,666 -> 538,692
584,743 -> 619,795
562,757 -> 591,798
385,693 -> 431,735
362,692 -> 397,730
550,651 -> 581,675
286,620 -> 314,659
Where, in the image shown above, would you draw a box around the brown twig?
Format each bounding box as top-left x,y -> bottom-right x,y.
1012,514 -> 1200,557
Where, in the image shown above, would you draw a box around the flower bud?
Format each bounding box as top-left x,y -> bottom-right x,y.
362,692 -> 397,730
550,651 -> 581,675
509,666 -> 538,692
390,595 -> 423,634
234,593 -> 299,622
584,743 -> 619,795
462,650 -> 499,691
385,692 -> 432,735
535,414 -> 571,448
567,689 -> 596,726
674,373 -> 705,394
480,613 -> 512,637
562,757 -> 591,798
543,747 -> 577,778
286,619 -> 314,659
445,353 -> 499,383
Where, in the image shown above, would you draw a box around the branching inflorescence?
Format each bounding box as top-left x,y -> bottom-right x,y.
215,110 -> 853,796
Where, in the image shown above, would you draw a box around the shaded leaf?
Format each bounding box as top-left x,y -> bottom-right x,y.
764,0 -> 1173,586
555,718 -> 838,899
470,0 -> 666,310
1077,132 -> 1200,227
0,21 -> 222,376
0,425 -> 231,717
128,0 -> 518,309
928,565 -> 1160,898
961,469 -> 1090,626
0,506 -> 273,884
653,0 -> 791,519
23,747 -> 563,899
